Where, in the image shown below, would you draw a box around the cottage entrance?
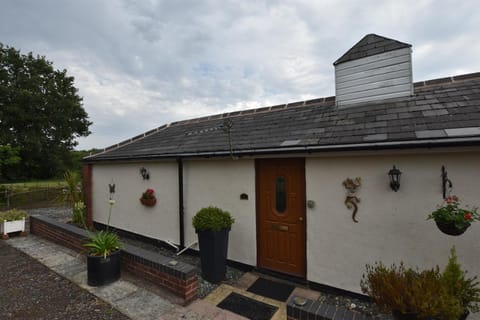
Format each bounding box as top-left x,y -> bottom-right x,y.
256,158 -> 306,277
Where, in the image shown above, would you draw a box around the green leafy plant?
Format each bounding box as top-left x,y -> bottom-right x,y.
428,195 -> 479,229
361,262 -> 463,320
71,201 -> 86,227
192,206 -> 234,231
141,188 -> 155,200
0,209 -> 28,221
62,170 -> 82,207
83,230 -> 121,259
83,199 -> 122,258
442,246 -> 480,314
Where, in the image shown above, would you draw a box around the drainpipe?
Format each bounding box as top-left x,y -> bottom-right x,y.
177,158 -> 185,249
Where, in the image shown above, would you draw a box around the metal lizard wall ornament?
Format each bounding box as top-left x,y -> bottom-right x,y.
343,177 -> 362,223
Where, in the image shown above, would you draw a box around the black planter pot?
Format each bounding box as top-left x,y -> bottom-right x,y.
435,221 -> 469,236
87,250 -> 121,286
196,228 -> 230,284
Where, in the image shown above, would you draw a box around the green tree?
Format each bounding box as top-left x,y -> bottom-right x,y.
0,144 -> 21,179
0,43 -> 91,180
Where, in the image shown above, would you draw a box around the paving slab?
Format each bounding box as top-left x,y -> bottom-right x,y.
114,288 -> 175,320
93,280 -> 139,302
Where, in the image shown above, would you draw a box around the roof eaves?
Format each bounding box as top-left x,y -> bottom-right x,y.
83,136 -> 480,163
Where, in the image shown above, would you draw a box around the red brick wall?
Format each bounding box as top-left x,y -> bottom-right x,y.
30,216 -> 197,305
121,253 -> 198,304
82,164 -> 93,228
30,218 -> 86,253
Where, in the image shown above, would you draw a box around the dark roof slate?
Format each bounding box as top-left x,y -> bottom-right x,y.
333,34 -> 412,65
86,72 -> 480,162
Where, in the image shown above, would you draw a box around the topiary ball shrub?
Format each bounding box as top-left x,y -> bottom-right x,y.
192,206 -> 234,232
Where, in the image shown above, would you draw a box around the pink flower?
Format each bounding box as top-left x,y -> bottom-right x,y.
464,213 -> 473,221
452,195 -> 459,202
446,197 -> 452,204
147,188 -> 154,194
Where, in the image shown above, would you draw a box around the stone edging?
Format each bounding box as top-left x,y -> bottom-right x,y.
286,296 -> 390,320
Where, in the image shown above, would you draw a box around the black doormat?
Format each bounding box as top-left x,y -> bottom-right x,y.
247,277 -> 295,302
217,292 -> 278,320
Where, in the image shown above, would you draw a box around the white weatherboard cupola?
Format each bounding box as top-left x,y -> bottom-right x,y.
333,34 -> 413,107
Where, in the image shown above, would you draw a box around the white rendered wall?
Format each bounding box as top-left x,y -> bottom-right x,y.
91,162 -> 180,244
183,159 -> 257,266
305,151 -> 480,295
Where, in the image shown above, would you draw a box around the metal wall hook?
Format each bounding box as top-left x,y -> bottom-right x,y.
441,165 -> 453,199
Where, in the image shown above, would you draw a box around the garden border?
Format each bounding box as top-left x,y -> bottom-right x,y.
29,215 -> 198,305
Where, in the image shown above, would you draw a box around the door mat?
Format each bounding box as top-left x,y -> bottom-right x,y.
247,277 -> 295,302
217,292 -> 278,320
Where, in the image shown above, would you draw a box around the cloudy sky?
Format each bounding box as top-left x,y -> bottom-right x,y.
1,0 -> 479,150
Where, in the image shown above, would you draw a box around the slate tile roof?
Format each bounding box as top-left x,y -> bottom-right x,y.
333,34 -> 411,65
86,72 -> 480,162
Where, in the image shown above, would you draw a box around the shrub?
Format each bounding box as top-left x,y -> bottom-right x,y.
361,262 -> 463,319
0,209 -> 28,221
71,201 -> 86,227
442,247 -> 480,313
192,206 -> 234,231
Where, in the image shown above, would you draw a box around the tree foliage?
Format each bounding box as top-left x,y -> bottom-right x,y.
0,144 -> 21,178
0,43 -> 91,180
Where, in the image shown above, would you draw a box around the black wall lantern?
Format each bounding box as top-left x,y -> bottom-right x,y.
388,165 -> 402,192
140,167 -> 150,180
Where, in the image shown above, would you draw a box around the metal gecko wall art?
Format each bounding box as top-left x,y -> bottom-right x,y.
342,177 -> 362,223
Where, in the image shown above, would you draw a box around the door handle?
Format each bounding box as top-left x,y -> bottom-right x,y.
299,217 -> 304,222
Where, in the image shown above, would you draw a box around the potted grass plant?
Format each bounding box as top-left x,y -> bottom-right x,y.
0,209 -> 28,240
192,206 -> 234,283
84,192 -> 122,286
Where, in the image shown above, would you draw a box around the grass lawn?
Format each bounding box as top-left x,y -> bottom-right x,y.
1,180 -> 66,191
0,180 -> 68,209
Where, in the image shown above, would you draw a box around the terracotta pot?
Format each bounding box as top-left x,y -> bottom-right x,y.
140,197 -> 157,207
435,221 -> 469,236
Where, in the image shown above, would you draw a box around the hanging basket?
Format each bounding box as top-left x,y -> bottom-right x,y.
435,221 -> 469,236
140,197 -> 157,207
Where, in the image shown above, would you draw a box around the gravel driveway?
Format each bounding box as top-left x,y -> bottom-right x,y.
0,240 -> 130,320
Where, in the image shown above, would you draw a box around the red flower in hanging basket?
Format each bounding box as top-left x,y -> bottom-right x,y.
427,195 -> 479,236
140,188 -> 157,207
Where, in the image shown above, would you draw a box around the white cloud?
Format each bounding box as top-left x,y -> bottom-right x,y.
1,0 -> 479,149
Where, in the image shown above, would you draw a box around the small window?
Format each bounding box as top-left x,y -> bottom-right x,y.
275,176 -> 286,213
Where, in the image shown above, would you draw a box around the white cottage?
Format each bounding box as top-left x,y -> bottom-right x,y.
83,34 -> 480,295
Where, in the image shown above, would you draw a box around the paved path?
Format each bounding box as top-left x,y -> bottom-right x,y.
5,235 -> 246,320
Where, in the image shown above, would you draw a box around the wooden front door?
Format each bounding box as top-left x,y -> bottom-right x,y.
256,158 -> 306,277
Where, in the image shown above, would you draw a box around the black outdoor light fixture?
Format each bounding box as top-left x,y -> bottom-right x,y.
140,167 -> 150,180
388,165 -> 402,192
